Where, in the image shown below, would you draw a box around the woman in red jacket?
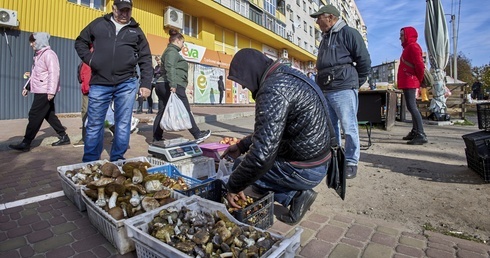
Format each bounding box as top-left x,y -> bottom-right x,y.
397,27 -> 428,145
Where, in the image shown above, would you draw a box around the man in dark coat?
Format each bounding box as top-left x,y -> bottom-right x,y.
223,48 -> 332,225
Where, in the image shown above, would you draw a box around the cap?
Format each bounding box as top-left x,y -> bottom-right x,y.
114,0 -> 132,9
310,5 -> 340,18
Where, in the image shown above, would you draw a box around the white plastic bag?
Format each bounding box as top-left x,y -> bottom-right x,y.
160,92 -> 192,131
216,158 -> 234,183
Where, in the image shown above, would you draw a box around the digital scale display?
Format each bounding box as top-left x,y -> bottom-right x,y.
148,138 -> 203,162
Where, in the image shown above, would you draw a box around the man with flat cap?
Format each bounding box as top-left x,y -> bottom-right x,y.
311,4 -> 371,179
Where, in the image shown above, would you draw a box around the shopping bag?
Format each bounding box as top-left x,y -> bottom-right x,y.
160,92 -> 192,131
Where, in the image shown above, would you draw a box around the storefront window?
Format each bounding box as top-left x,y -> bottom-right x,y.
184,14 -> 198,38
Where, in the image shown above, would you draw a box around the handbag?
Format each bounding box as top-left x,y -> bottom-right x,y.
279,68 -> 346,200
160,92 -> 192,131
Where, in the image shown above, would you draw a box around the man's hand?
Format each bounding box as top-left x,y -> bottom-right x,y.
221,144 -> 241,160
22,89 -> 28,97
140,87 -> 151,98
226,191 -> 247,209
47,94 -> 55,101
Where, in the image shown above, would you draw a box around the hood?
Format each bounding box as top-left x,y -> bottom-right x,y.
401,26 -> 418,48
32,32 -> 50,51
330,19 -> 346,33
227,48 -> 273,98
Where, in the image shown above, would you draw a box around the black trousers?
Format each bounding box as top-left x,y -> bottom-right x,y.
219,90 -> 224,104
403,88 -> 425,134
23,93 -> 66,144
153,82 -> 200,141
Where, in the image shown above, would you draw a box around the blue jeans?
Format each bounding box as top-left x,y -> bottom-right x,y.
83,77 -> 138,162
234,157 -> 328,207
323,89 -> 360,166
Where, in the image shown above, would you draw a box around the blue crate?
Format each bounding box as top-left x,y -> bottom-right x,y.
146,164 -> 203,190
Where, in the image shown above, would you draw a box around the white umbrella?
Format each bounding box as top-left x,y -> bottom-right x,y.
425,0 -> 450,119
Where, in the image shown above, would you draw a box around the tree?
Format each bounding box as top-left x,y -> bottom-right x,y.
444,52 -> 473,83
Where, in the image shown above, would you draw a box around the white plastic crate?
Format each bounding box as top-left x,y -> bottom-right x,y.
57,160 -> 110,211
124,195 -> 303,258
113,156 -> 150,169
170,155 -> 216,180
81,187 -> 186,254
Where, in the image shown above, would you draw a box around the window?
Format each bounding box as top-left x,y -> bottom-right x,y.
304,42 -> 308,50
289,10 -> 294,21
183,14 -> 198,38
265,14 -> 275,31
303,21 -> 307,32
296,0 -> 300,6
234,0 -> 248,17
303,1 -> 306,12
298,37 -> 301,46
276,22 -> 286,38
68,0 -> 105,11
249,6 -> 263,26
264,0 -> 276,16
309,26 -> 313,36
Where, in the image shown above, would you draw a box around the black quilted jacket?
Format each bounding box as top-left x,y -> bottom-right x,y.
227,64 -> 331,194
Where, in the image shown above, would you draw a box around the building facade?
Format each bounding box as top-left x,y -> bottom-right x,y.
0,0 -> 368,119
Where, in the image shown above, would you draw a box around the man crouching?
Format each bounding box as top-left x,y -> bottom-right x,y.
223,48 -> 332,225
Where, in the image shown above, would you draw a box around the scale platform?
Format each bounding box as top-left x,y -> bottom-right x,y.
148,137 -> 203,162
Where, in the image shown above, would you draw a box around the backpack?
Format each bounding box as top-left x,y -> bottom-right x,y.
77,62 -> 83,83
401,57 -> 434,88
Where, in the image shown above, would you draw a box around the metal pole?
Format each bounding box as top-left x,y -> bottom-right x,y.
452,14 -> 457,81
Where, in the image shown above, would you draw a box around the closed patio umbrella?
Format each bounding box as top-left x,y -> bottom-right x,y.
425,0 -> 450,120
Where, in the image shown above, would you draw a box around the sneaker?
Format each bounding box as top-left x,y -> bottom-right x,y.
9,142 -> 30,152
52,135 -> 71,146
402,130 -> 417,140
407,133 -> 428,145
195,130 -> 211,144
73,139 -> 84,147
277,189 -> 317,225
346,166 -> 357,179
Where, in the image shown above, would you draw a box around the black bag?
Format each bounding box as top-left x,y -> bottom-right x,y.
279,68 -> 347,200
77,62 -> 83,83
326,145 -> 346,200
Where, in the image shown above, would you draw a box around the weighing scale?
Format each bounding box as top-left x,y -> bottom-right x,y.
148,137 -> 203,162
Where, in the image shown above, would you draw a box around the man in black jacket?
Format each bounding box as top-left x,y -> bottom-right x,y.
74,0 -> 152,162
311,5 -> 371,179
223,49 -> 332,225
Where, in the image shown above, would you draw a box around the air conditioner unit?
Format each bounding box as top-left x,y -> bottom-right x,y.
0,8 -> 19,27
164,6 -> 183,30
286,4 -> 291,10
308,61 -> 314,68
281,49 -> 288,59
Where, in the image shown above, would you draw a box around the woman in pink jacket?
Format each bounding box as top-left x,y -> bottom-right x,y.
9,32 -> 70,152
397,27 -> 428,145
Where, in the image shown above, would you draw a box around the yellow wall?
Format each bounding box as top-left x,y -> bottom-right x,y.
3,0 -> 308,61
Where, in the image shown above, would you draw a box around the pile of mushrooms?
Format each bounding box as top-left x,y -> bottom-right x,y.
63,161 -> 107,185
83,161 -> 191,220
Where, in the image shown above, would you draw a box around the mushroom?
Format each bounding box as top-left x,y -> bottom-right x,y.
132,168 -> 143,184
145,180 -> 164,193
108,206 -> 124,220
153,189 -> 175,206
86,177 -> 114,207
100,162 -> 121,178
105,182 -> 126,209
114,175 -> 127,185
126,183 -> 146,207
84,188 -> 99,200
141,196 -> 160,212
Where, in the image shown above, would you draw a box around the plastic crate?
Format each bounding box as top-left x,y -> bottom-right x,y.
124,196 -> 302,258
171,156 -> 216,180
81,187 -> 186,254
462,131 -> 490,158
465,148 -> 490,183
477,103 -> 490,130
57,160 -> 112,211
146,164 -> 204,192
180,179 -> 274,229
